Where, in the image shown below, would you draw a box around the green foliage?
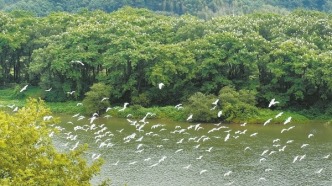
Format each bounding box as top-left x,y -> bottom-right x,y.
219,86 -> 259,121
184,92 -> 220,122
82,83 -> 111,115
0,98 -> 103,185
0,7 -> 331,120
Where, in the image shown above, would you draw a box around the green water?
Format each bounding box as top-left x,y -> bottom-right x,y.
54,114 -> 332,186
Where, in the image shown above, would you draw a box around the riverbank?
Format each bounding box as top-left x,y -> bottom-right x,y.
0,87 -> 329,124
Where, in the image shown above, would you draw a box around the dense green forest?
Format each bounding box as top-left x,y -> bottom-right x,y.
0,7 -> 331,119
0,0 -> 331,17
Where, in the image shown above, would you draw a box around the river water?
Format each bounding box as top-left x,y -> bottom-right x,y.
53,114 -> 332,186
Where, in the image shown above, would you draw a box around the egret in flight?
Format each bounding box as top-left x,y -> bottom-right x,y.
119,102 -> 129,111
268,98 -> 279,107
20,85 -> 28,92
158,83 -> 165,89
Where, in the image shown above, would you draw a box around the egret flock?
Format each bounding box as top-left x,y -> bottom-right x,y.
5,83 -> 332,185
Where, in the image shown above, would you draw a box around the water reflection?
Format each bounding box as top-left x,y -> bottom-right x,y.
53,115 -> 332,186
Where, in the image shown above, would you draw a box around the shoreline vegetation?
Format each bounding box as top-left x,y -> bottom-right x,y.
0,8 -> 331,124
0,87 -> 329,125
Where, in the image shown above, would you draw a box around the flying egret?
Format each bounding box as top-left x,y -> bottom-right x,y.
45,87 -> 52,91
284,117 -> 292,125
212,99 -> 219,105
71,60 -> 84,66
67,91 -> 75,95
224,171 -> 232,177
224,133 -> 230,142
308,133 -> 314,138
183,164 -> 191,169
186,114 -> 193,121
20,85 -> 28,92
200,170 -> 207,175
217,110 -> 222,117
275,112 -> 283,118
158,82 -> 164,89
263,118 -> 272,126
268,98 -> 279,107
119,102 -> 129,111
101,97 -> 109,102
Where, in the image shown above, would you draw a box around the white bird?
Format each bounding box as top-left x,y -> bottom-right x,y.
45,87 -> 52,91
244,147 -> 251,151
196,155 -> 203,160
71,60 -> 84,66
200,170 -> 207,175
217,110 -> 222,117
275,112 -> 283,118
76,102 -> 83,106
308,133 -> 314,138
268,98 -> 279,107
20,85 -> 28,92
315,168 -> 323,174
212,99 -> 219,105
284,117 -> 292,125
186,114 -> 193,121
206,147 -> 213,152
175,149 -> 183,153
292,155 -> 299,163
183,164 -> 191,169
101,97 -> 109,102
301,144 -> 309,148
158,82 -> 164,89
224,171 -> 232,177
323,154 -> 330,159
240,122 -> 247,127
119,102 -> 129,111
250,132 -> 258,137
263,118 -> 272,126
67,91 -> 75,95
224,133 -> 230,142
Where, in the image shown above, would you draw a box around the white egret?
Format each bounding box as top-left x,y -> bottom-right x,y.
308,133 -> 314,138
183,164 -> 191,169
275,112 -> 283,118
315,168 -> 323,174
217,110 -> 222,117
71,60 -> 84,66
20,85 -> 28,92
224,171 -> 232,177
263,118 -> 272,126
186,114 -> 193,121
45,87 -> 52,91
268,98 -> 279,107
119,102 -> 129,111
200,170 -> 207,175
101,97 -> 109,102
212,99 -> 219,105
284,116 -> 292,125
158,82 -> 164,89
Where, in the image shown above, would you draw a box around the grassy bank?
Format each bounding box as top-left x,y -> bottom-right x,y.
0,87 -> 328,124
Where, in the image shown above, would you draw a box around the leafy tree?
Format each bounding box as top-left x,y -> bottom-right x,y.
82,83 -> 111,115
0,98 -> 103,185
218,86 -> 258,121
184,92 -> 219,122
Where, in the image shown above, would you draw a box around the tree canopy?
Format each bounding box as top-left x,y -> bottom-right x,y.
0,7 -> 331,116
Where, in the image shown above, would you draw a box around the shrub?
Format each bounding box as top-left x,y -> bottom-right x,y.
82,83 -> 111,115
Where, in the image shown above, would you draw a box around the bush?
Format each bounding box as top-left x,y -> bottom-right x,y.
82,83 -> 111,115
184,92 -> 220,122
219,86 -> 259,121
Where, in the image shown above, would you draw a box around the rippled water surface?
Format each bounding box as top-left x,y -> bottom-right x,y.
54,115 -> 332,186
